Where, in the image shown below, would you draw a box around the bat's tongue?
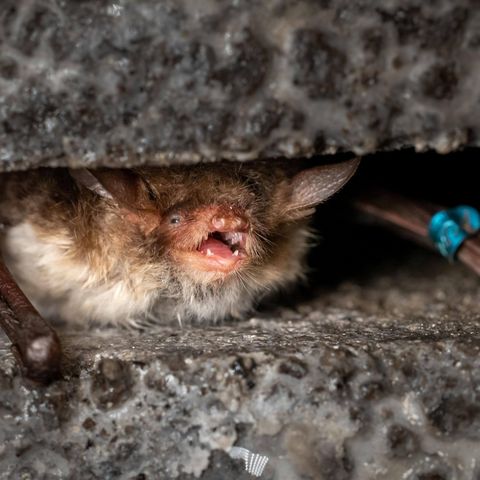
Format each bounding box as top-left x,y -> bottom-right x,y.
199,236 -> 233,258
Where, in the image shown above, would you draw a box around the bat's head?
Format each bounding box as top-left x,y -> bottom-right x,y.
71,158 -> 359,322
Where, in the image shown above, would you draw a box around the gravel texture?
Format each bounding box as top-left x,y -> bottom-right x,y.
1,0 -> 480,171
1,235 -> 480,479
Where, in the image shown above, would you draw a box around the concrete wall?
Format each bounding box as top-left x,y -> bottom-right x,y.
0,0 -> 479,171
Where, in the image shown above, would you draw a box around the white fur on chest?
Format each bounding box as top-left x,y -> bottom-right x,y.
2,222 -> 156,326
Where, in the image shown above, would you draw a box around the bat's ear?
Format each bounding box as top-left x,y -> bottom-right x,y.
69,168 -> 141,207
285,158 -> 360,219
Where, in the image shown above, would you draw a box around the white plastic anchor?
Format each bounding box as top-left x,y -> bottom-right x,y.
228,446 -> 269,477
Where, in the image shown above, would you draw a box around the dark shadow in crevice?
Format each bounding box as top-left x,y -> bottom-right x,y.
259,147 -> 480,312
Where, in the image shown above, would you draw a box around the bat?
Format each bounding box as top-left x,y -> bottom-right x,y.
0,158 -> 359,381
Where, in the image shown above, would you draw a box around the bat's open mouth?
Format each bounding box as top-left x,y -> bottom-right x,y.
198,231 -> 246,257
175,230 -> 248,277
195,231 -> 247,271
173,209 -> 250,276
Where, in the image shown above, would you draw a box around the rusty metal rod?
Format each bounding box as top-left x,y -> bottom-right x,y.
354,189 -> 480,277
0,257 -> 62,383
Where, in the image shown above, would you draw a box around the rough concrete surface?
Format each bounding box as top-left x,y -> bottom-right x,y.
1,235 -> 480,479
1,0 -> 480,171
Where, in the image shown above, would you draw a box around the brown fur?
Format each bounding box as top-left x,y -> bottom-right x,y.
0,159 -> 358,327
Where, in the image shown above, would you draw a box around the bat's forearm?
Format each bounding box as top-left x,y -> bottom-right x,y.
0,257 -> 62,383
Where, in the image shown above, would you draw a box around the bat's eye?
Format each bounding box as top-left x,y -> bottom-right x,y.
169,214 -> 181,225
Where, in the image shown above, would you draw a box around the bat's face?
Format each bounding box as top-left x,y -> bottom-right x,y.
131,163 -> 295,286
163,203 -> 251,279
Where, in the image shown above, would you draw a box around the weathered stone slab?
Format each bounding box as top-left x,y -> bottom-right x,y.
1,0 -> 479,171
1,246 -> 480,479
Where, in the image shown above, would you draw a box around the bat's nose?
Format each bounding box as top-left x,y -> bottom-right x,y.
211,209 -> 249,232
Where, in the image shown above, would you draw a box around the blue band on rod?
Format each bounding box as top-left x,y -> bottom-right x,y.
428,206 -> 480,261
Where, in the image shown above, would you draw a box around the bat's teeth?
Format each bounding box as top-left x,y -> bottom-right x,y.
222,233 -> 232,245
233,250 -> 239,256
222,232 -> 246,247
206,249 -> 213,256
